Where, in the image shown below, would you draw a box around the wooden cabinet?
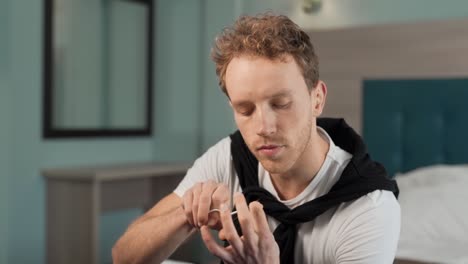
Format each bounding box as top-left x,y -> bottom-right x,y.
43,162 -> 190,264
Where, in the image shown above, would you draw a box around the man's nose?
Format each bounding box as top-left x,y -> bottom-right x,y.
255,108 -> 277,137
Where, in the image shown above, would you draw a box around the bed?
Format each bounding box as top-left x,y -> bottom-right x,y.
363,79 -> 468,264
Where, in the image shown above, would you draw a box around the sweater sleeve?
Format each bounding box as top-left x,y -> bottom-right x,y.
334,190 -> 401,264
173,137 -> 232,198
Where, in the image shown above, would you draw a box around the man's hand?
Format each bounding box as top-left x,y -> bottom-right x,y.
200,193 -> 280,264
182,180 -> 230,229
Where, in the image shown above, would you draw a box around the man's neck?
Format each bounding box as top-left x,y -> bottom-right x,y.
270,128 -> 330,200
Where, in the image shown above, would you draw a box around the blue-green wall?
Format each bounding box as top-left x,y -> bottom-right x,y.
152,0 -> 204,161
0,0 -> 10,263
3,0 -> 236,263
200,1 -> 238,150
6,1 -> 155,263
242,0 -> 468,29
2,0 -> 468,263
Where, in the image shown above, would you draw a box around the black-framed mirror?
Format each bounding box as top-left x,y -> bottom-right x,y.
43,0 -> 153,138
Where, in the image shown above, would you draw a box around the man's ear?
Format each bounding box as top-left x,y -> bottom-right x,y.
312,80 -> 327,117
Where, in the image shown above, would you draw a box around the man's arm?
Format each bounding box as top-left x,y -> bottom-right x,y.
335,191 -> 401,264
113,181 -> 231,264
112,193 -> 194,264
113,138 -> 232,264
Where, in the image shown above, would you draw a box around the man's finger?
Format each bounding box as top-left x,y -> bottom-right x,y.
211,184 -> 230,209
219,203 -> 244,256
208,184 -> 230,229
200,226 -> 236,263
250,201 -> 271,236
197,181 -> 217,226
218,228 -> 226,241
234,193 -> 258,250
191,183 -> 202,226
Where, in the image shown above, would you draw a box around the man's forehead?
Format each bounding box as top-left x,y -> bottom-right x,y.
225,55 -> 304,101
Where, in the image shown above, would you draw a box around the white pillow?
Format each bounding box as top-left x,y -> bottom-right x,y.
395,164 -> 468,263
395,164 -> 468,189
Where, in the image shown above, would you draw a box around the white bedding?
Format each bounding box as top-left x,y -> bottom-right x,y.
395,165 -> 468,263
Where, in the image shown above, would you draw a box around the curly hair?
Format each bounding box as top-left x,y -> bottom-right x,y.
211,13 -> 319,95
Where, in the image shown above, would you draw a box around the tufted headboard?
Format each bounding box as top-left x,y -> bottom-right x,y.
363,78 -> 468,178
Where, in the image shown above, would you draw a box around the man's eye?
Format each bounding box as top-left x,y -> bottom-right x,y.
273,102 -> 291,109
237,108 -> 253,116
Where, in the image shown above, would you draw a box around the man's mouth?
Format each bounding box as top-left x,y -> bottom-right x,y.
257,145 -> 283,157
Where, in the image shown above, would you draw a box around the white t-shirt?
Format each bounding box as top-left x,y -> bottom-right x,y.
174,127 -> 400,264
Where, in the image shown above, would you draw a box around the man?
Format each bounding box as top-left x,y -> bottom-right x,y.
113,13 -> 400,264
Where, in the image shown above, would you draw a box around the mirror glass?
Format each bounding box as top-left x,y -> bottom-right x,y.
44,0 -> 153,137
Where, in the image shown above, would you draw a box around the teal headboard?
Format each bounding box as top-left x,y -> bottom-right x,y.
363,79 -> 468,177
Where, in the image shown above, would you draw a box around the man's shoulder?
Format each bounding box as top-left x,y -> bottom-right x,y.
203,136 -> 232,157
339,190 -> 400,217
174,136 -> 233,196
188,136 -> 233,172
328,190 -> 400,237
208,136 -> 231,154
334,190 -> 400,261
191,136 -> 233,171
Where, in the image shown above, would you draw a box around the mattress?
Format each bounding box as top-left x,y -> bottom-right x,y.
395,165 -> 468,264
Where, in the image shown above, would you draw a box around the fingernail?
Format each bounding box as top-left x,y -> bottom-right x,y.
207,218 -> 217,226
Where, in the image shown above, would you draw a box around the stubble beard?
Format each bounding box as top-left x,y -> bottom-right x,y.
256,118 -> 314,175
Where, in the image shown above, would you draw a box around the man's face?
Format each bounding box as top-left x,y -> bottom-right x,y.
225,55 -> 324,174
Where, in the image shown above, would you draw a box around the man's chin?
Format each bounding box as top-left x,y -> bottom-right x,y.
259,159 -> 289,174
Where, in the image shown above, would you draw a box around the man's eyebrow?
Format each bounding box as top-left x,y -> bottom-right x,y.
232,101 -> 251,108
232,91 -> 292,107
269,91 -> 292,99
